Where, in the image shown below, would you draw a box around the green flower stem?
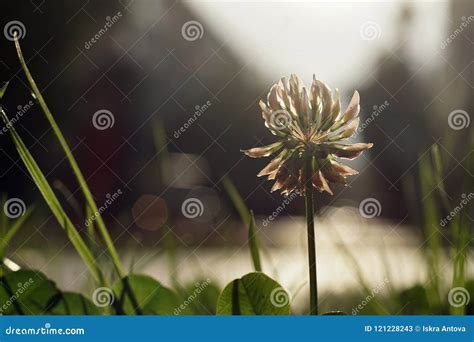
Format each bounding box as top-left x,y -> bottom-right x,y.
14,38 -> 125,279
304,156 -> 318,315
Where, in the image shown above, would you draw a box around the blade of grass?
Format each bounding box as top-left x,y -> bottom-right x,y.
430,143 -> 469,315
151,119 -> 185,295
450,214 -> 467,315
0,194 -> 7,244
222,176 -> 251,224
0,107 -> 105,285
163,227 -> 186,297
53,180 -> 82,218
152,118 -> 170,188
449,132 -> 473,315
0,207 -> 33,260
14,38 -> 125,279
431,145 -> 451,211
0,82 -> 8,99
13,39 -> 137,316
379,249 -> 395,292
85,204 -> 97,250
222,176 -> 265,272
419,151 -> 442,309
248,210 -> 262,272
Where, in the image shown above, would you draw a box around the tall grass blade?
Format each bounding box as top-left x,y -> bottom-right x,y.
449,132 -> 473,315
53,180 -> 82,218
0,194 -> 7,244
85,205 -> 97,249
0,82 -> 8,99
222,176 -> 264,272
419,150 -> 442,309
248,210 -> 262,272
152,118 -> 170,188
222,176 -> 251,224
0,108 -> 104,285
0,207 -> 33,261
151,119 -> 184,293
431,145 -> 450,211
14,38 -> 125,279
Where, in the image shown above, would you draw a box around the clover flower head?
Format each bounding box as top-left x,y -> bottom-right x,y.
242,74 -> 373,195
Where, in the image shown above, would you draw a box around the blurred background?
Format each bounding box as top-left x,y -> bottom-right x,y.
0,0 -> 473,314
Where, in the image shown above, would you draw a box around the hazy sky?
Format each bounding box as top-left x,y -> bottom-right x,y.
187,0 -> 449,91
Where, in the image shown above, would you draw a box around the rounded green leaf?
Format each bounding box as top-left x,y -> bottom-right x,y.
46,292 -> 101,315
216,272 -> 291,315
0,270 -> 58,315
113,274 -> 180,315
